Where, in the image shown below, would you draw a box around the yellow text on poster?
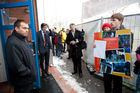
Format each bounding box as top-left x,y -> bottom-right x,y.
116,29 -> 131,37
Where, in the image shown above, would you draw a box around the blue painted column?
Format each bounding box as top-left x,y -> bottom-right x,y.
0,8 -> 9,82
28,0 -> 41,88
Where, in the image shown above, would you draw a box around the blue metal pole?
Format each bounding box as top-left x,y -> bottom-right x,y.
0,9 -> 9,82
28,0 -> 41,88
0,1 -> 29,8
2,25 -> 14,30
2,10 -> 10,25
3,0 -> 7,25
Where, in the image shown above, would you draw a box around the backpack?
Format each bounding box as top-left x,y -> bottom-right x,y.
134,46 -> 140,74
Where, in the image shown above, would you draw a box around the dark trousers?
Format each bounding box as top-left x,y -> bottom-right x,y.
64,42 -> 66,52
68,50 -> 71,58
103,73 -> 122,93
52,43 -> 55,55
40,49 -> 50,74
14,84 -> 33,93
67,44 -> 71,58
72,56 -> 82,73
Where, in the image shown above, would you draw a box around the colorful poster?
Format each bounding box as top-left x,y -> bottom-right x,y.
102,37 -> 118,50
94,29 -> 131,78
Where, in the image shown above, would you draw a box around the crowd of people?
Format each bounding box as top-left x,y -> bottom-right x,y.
4,13 -> 140,93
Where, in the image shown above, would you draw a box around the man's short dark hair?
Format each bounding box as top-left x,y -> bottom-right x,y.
70,23 -> 75,26
14,19 -> 26,29
111,13 -> 124,22
41,23 -> 47,29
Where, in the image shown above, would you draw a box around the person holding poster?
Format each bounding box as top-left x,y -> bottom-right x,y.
103,13 -> 126,93
93,23 -> 112,48
102,23 -> 112,32
94,13 -> 133,93
94,13 -> 131,93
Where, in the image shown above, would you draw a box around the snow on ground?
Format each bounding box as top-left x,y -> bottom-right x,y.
53,56 -> 88,93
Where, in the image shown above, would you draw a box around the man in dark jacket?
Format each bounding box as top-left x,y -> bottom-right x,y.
37,23 -> 53,77
52,27 -> 57,56
66,23 -> 83,78
103,13 -> 133,93
5,19 -> 37,93
66,29 -> 71,59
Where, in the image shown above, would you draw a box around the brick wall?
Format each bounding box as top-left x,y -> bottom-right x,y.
33,0 -> 39,32
5,0 -> 39,41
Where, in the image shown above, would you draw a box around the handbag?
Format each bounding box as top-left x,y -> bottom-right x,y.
80,41 -> 87,49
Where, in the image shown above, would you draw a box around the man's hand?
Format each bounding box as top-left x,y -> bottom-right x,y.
70,41 -> 76,45
124,72 -> 133,79
47,24 -> 49,29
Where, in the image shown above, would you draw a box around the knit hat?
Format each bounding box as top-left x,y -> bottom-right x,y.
102,23 -> 112,31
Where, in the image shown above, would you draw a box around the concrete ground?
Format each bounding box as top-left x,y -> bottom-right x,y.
53,52 -> 134,93
0,51 -> 134,93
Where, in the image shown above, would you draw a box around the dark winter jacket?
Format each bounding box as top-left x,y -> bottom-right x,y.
56,35 -> 63,51
37,29 -> 53,54
52,32 -> 57,44
66,30 -> 83,57
5,30 -> 37,86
